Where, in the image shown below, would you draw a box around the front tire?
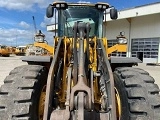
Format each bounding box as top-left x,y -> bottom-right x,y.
0,65 -> 48,120
114,67 -> 160,120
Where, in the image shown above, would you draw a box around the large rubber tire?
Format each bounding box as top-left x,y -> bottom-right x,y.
114,67 -> 160,120
0,65 -> 48,120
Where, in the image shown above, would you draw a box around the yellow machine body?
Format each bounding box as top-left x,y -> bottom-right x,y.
0,45 -> 10,57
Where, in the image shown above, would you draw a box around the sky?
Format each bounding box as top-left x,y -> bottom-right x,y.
0,0 -> 159,46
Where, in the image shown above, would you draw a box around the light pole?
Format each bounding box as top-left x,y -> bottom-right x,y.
15,29 -> 18,47
16,35 -> 17,47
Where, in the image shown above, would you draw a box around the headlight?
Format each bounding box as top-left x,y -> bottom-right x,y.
95,3 -> 109,10
117,38 -> 127,44
53,2 -> 68,10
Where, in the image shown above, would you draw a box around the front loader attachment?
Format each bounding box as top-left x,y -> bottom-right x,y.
43,19 -> 117,119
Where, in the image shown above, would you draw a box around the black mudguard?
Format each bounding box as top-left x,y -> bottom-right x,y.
110,56 -> 142,71
21,56 -> 52,63
110,56 -> 142,64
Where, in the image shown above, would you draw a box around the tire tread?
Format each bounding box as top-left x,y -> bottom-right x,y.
114,67 -> 160,120
0,65 -> 47,120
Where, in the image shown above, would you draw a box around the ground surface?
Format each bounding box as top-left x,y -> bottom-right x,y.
133,63 -> 160,87
0,56 -> 160,88
0,55 -> 27,86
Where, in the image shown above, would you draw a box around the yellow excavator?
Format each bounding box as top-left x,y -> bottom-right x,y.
25,30 -> 53,56
108,31 -> 127,55
26,16 -> 53,56
0,1 -> 160,120
33,30 -> 53,55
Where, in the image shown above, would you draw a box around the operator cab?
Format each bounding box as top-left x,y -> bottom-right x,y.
34,30 -> 45,43
46,2 -> 118,38
63,6 -> 103,37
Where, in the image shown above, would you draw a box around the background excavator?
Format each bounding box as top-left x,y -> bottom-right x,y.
25,30 -> 53,56
0,1 -> 160,120
25,16 -> 53,56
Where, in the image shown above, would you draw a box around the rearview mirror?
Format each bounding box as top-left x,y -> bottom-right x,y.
110,8 -> 118,20
46,4 -> 54,18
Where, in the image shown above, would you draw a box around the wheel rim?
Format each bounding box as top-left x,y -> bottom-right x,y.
115,87 -> 122,119
39,85 -> 46,120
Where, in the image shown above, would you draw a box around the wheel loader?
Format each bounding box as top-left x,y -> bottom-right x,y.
0,44 -> 10,57
14,46 -> 26,56
0,1 -> 160,120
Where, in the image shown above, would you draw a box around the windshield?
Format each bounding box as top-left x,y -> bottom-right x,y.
1,45 -> 6,49
62,6 -> 102,37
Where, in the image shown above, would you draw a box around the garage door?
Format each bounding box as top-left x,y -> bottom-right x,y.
131,38 -> 159,63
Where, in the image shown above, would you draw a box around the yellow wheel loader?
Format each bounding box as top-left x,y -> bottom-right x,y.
0,44 -> 10,57
0,1 -> 160,120
14,46 -> 26,56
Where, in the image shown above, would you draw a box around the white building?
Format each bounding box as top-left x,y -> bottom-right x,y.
104,2 -> 160,63
47,2 -> 160,63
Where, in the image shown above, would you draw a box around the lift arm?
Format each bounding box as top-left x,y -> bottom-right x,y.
107,44 -> 127,54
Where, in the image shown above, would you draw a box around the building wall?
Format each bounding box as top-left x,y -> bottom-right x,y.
104,13 -> 160,63
131,14 -> 160,38
105,13 -> 160,40
104,19 -> 130,40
